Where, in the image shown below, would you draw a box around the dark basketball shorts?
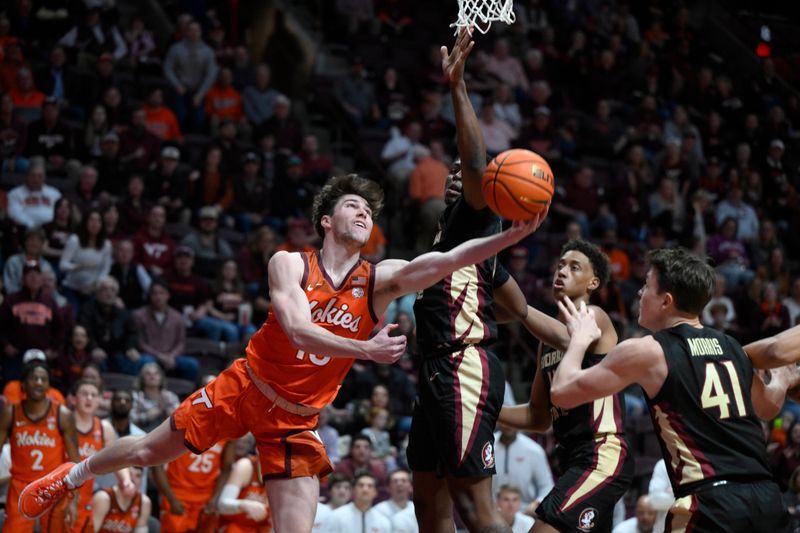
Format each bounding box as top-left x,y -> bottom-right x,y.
536,436 -> 634,533
666,480 -> 789,533
406,345 -> 505,477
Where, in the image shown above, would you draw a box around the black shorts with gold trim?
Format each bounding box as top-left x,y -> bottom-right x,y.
666,480 -> 788,533
406,345 -> 505,477
536,435 -> 634,533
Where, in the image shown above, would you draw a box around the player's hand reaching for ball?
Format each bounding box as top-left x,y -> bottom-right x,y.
366,324 -> 407,364
502,206 -> 549,243
441,26 -> 474,85
558,297 -> 601,346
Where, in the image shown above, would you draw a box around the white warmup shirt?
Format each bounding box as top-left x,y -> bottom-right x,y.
373,499 -> 414,520
325,502 -> 391,533
493,432 -> 555,505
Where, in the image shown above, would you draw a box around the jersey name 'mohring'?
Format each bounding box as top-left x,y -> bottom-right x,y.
309,298 -> 362,333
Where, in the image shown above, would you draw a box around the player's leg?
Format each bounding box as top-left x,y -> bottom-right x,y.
445,475 -> 510,533
3,480 -> 36,533
412,471 -> 453,533
265,476 -> 318,533
530,520 -> 560,532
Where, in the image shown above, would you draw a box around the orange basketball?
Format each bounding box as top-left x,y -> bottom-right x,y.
481,149 -> 554,220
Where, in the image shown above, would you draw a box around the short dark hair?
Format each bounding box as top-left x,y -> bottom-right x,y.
311,175 -> 383,239
561,239 -> 610,290
22,360 -> 50,381
327,473 -> 352,489
71,379 -> 100,396
388,468 -> 411,483
354,472 -> 377,486
350,435 -> 372,449
647,248 -> 715,315
496,484 -> 522,498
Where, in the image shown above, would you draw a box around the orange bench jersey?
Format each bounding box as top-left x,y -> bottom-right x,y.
246,251 -> 379,409
219,456 -> 271,533
98,489 -> 143,533
10,400 -> 66,483
73,417 -> 105,532
166,441 -> 226,504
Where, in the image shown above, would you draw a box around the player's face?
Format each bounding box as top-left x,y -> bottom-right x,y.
638,268 -> 665,331
444,161 -> 462,205
328,194 -> 373,247
23,367 -> 50,401
75,384 -> 100,415
553,250 -> 598,300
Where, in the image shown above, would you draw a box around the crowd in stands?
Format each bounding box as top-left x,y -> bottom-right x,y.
0,0 -> 799,531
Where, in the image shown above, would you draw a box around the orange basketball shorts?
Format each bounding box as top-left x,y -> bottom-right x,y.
4,478 -> 56,533
160,498 -> 204,533
171,358 -> 333,480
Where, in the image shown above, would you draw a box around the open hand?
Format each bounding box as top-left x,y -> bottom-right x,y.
367,324 -> 407,364
503,206 -> 549,243
441,27 -> 474,85
557,297 -> 601,344
241,501 -> 268,522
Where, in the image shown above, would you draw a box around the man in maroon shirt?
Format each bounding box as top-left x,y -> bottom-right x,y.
133,205 -> 175,276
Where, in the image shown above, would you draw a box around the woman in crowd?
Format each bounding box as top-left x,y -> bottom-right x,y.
60,209 -> 112,310
130,362 -> 180,432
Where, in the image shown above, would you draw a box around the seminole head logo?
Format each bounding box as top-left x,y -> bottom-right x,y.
481,442 -> 495,469
578,508 -> 598,531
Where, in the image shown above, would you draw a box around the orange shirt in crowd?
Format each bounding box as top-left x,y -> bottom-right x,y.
408,156 -> 448,203
9,88 -> 44,110
144,104 -> 183,141
607,248 -> 631,281
361,224 -> 386,259
204,85 -> 243,121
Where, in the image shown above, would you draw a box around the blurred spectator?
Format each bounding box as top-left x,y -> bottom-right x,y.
163,21 -> 219,131
95,131 -> 130,193
210,259 -> 255,340
496,485 -> 534,533
485,39 -> 529,93
783,278 -> 800,326
277,217 -> 316,254
707,217 -> 754,290
86,54 -> 121,108
4,227 -> 55,293
271,156 -> 316,220
300,134 -> 334,186
237,226 -> 277,290
335,56 -> 378,125
257,94 -> 303,153
101,86 -> 128,129
0,260 -> 64,381
166,245 -> 237,342
242,63 -> 279,129
60,209 -> 112,308
318,406 -> 341,465
612,495 -> 657,533
79,276 -> 140,373
147,146 -> 190,222
111,238 -> 151,310
757,247 -> 791,297
53,324 -> 95,392
375,67 -> 411,126
327,473 -> 391,533
551,166 -> 605,236
752,219 -> 780,268
715,186 -> 759,243
133,205 -> 175,276
492,426 -> 554,514
9,161 -> 61,229
374,469 -> 413,521
381,122 -> 423,187
133,280 -> 197,380
0,38 -> 29,96
648,177 -> 686,236
119,107 -> 162,172
82,104 -> 112,159
334,436 -> 389,495
0,92 -> 27,169
479,103 -> 516,156
408,145 -> 446,254
144,88 -> 182,142
192,145 -> 234,210
701,274 -> 737,328
774,423 -> 800,492
205,67 -> 244,132
124,16 -> 157,67
756,282 -> 791,338
118,175 -> 150,235
130,361 -> 180,432
316,474 -> 353,529
181,206 -> 233,274
360,407 -> 395,462
41,197 -> 76,268
68,165 -> 106,215
493,84 -> 522,133
232,152 -> 269,231
9,67 -> 44,123
107,388 -> 145,438
600,229 -> 631,282
41,268 -> 75,331
58,7 -> 127,64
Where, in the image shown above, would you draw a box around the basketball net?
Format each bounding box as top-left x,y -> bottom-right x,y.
451,0 -> 515,34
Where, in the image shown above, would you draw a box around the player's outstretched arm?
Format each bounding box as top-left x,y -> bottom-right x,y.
443,27 -> 487,209
745,323 -> 800,369
59,405 -> 81,462
269,252 -> 406,363
550,298 -> 658,409
376,216 -> 545,304
498,347 -> 552,432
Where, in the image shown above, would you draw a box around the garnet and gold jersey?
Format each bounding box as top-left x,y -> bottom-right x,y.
414,197 -> 509,355
219,456 -> 271,532
246,250 -> 379,409
540,348 -> 627,456
10,400 -> 66,483
165,441 -> 226,504
648,324 -> 772,497
98,489 -> 143,533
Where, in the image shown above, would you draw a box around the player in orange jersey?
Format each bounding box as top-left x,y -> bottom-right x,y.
21,173 -> 544,533
0,359 -> 80,532
153,440 -> 236,533
217,450 -> 272,533
92,466 -> 151,533
71,380 -> 134,533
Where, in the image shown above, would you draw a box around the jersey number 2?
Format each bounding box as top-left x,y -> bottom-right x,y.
30,449 -> 44,471
700,361 -> 746,419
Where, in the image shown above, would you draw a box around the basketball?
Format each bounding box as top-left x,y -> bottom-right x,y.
481,149 -> 554,220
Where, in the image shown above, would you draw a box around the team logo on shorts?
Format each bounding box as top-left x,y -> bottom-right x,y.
578,507 -> 598,531
352,287 -> 364,298
481,442 -> 495,469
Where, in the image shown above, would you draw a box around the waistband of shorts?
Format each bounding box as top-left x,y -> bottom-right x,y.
675,476 -> 772,498
245,362 -> 321,417
418,341 -> 492,359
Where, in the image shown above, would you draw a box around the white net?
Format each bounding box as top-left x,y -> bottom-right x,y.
451,0 -> 515,34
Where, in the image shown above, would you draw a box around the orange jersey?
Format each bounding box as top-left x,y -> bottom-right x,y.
166,441 -> 226,504
98,489 -> 143,533
219,456 -> 271,532
10,400 -> 66,483
246,251 -> 379,409
2,381 -> 66,405
74,416 -> 105,529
